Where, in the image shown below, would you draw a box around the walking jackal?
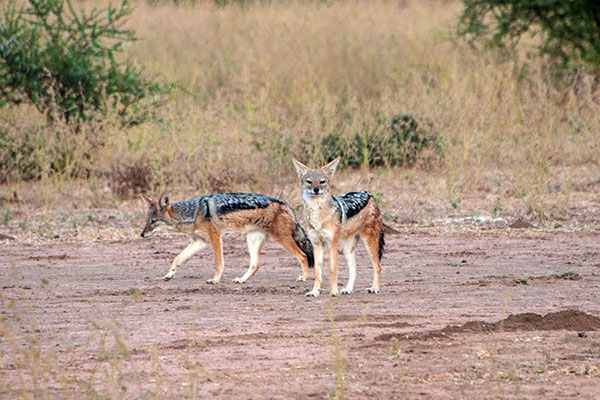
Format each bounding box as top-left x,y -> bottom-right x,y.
140,192 -> 314,284
292,157 -> 384,297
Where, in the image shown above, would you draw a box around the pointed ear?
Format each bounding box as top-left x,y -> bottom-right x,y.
140,193 -> 153,207
292,158 -> 309,177
159,192 -> 169,209
321,156 -> 341,177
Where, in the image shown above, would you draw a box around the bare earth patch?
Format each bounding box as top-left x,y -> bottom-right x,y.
1,230 -> 599,399
377,310 -> 600,341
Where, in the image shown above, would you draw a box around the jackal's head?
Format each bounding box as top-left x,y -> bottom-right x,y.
140,193 -> 172,238
292,156 -> 341,198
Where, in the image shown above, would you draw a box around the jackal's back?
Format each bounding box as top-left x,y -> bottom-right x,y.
334,191 -> 371,221
171,193 -> 284,223
208,193 -> 284,217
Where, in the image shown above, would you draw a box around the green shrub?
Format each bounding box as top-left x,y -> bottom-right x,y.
0,0 -> 172,128
320,114 -> 441,168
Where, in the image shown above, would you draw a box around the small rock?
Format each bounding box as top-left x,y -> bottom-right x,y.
509,218 -> 534,229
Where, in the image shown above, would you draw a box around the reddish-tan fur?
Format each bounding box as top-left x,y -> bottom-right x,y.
292,157 -> 384,297
140,193 -> 311,285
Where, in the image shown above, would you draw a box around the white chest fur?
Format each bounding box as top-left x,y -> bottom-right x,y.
302,192 -> 337,235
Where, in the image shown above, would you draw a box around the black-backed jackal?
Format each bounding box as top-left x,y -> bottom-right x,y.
292,157 -> 384,297
140,192 -> 314,284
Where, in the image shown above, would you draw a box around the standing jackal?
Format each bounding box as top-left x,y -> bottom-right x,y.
140,192 -> 313,284
292,157 -> 384,297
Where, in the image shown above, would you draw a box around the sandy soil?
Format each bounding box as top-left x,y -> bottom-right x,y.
1,229 -> 599,399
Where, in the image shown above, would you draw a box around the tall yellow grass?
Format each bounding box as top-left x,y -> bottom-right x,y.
2,0 -> 599,219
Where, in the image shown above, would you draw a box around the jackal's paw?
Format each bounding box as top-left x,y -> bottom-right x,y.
206,278 -> 220,284
296,274 -> 307,282
340,288 -> 353,295
162,274 -> 174,281
366,287 -> 379,294
232,277 -> 245,284
305,289 -> 321,297
330,290 -> 339,297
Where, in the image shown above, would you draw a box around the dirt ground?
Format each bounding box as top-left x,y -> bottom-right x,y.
1,227 -> 599,399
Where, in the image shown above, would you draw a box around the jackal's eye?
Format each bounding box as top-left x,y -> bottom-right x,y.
151,219 -> 157,224
306,179 -> 312,184
319,179 -> 326,184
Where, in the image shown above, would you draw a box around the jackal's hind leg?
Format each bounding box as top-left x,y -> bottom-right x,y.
305,241 -> 324,297
164,240 -> 207,281
233,231 -> 267,283
267,221 -> 311,282
284,242 -> 310,282
361,231 -> 382,294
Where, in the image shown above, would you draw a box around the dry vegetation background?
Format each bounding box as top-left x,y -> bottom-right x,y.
1,2 -> 600,399
1,0 -> 599,239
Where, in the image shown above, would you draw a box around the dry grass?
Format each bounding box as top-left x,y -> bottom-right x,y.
2,3 -> 599,397
1,0 -> 599,224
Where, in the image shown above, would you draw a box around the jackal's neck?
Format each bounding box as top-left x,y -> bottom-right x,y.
168,207 -> 185,224
170,198 -> 202,224
302,192 -> 339,228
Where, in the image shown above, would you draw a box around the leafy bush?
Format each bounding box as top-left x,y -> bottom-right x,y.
0,0 -> 171,128
457,0 -> 600,69
387,114 -> 440,165
319,114 -> 441,168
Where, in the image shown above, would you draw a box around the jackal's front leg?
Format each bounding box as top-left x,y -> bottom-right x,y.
340,235 -> 358,295
206,229 -> 224,284
164,240 -> 207,281
328,235 -> 340,297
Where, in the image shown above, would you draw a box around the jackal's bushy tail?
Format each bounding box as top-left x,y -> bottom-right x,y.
378,230 -> 385,261
293,223 -> 314,268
